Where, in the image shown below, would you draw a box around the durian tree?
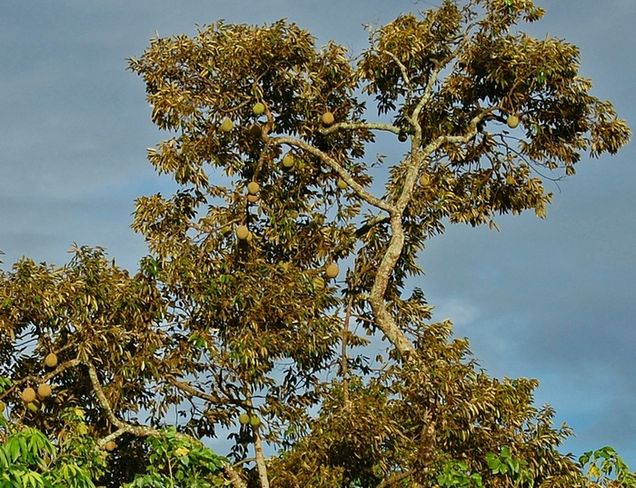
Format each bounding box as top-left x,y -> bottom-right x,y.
0,0 -> 632,486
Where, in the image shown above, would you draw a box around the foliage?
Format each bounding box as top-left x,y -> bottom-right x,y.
123,428 -> 229,488
0,404 -> 107,487
579,447 -> 636,488
0,0 -> 632,486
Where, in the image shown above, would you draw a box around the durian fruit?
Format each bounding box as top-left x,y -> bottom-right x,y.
21,387 -> 36,403
236,225 -> 250,240
282,153 -> 295,169
419,174 -> 431,187
220,117 -> 234,132
37,383 -> 52,399
44,353 -> 58,368
325,263 -> 339,279
321,111 -> 335,126
249,415 -> 261,427
506,114 -> 520,129
252,102 -> 266,116
247,182 -> 260,194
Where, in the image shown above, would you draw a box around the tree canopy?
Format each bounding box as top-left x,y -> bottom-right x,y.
0,0 -> 632,486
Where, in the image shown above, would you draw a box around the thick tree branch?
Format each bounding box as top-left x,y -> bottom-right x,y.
369,213 -> 417,358
272,136 -> 415,357
369,108 -> 495,360
253,427 -> 270,488
243,395 -> 270,488
86,361 -> 161,442
410,66 -> 442,145
319,121 -> 400,136
423,108 -> 497,157
340,296 -> 354,405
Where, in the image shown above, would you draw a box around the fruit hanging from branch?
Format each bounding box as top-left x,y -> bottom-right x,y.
281,153 -> 295,169
220,117 -> 233,132
325,263 -> 339,279
252,102 -> 266,116
21,387 -> 36,404
44,353 -> 58,368
236,225 -> 250,240
321,111 -> 335,126
507,114 -> 521,129
37,383 -> 52,399
247,181 -> 260,195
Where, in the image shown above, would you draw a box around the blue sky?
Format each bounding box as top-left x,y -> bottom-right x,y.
1,0 -> 634,467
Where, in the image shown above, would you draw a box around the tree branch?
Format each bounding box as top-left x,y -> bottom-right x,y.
368,213 -> 417,358
86,361 -> 161,443
355,215 -> 390,237
224,465 -> 248,488
270,136 -> 396,214
85,360 -> 247,486
319,121 -> 400,136
253,427 -> 270,488
0,358 -> 81,401
410,66 -> 442,145
340,296 -> 354,405
380,49 -> 412,89
377,471 -> 413,488
164,373 -> 246,408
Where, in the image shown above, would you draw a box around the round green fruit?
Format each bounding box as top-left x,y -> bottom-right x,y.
252,102 -> 266,116
419,174 -> 431,187
250,415 -> 261,427
282,154 -> 295,169
37,383 -> 52,399
336,178 -> 348,190
239,413 -> 250,425
220,118 -> 233,132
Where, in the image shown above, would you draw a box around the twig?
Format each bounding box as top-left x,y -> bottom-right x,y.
270,136 -> 395,215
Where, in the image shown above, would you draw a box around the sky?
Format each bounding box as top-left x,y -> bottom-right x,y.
1,0 -> 634,468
